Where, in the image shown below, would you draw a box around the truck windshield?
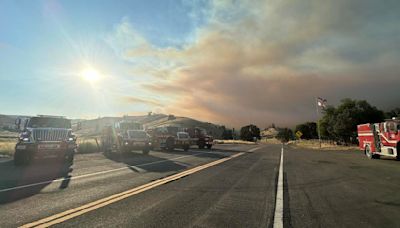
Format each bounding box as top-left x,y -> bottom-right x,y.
178,133 -> 189,139
119,122 -> 142,131
27,117 -> 71,128
128,130 -> 148,139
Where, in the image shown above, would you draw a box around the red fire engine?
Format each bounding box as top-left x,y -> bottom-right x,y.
357,118 -> 400,159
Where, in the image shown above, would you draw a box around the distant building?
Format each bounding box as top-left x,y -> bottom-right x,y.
260,128 -> 279,139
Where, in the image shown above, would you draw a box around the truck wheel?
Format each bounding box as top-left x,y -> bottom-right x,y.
142,147 -> 150,155
198,144 -> 205,149
65,152 -> 74,165
166,138 -> 175,151
121,146 -> 130,154
365,145 -> 378,159
206,144 -> 212,149
14,151 -> 24,166
183,145 -> 189,152
14,150 -> 29,166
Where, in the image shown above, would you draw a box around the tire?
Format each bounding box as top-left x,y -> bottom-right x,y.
198,141 -> 205,149
365,145 -> 378,159
14,151 -> 24,166
121,146 -> 130,154
166,137 -> 175,151
14,150 -> 29,166
142,147 -> 150,155
183,145 -> 189,152
64,152 -> 74,165
206,144 -> 212,149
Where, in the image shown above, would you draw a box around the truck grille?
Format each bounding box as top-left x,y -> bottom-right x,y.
32,128 -> 70,142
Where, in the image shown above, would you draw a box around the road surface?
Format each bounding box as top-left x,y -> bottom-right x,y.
0,144 -> 399,227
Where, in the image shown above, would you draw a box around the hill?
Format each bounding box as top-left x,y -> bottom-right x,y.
75,114 -> 224,138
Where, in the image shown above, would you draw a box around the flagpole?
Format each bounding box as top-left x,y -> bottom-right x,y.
316,98 -> 322,148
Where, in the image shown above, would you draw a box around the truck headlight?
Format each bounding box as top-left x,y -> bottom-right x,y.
124,142 -> 129,145
22,137 -> 30,142
68,137 -> 74,141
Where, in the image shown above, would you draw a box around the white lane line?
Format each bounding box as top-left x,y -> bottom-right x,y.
273,145 -> 284,228
0,150 -> 227,193
248,146 -> 262,152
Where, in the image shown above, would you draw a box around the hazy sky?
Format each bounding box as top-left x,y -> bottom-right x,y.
1,0 -> 399,127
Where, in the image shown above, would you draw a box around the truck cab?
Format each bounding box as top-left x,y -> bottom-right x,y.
14,115 -> 77,166
148,126 -> 191,151
101,121 -> 150,155
186,127 -> 214,149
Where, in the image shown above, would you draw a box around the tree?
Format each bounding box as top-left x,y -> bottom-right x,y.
240,124 -> 260,141
319,98 -> 384,144
276,128 -> 294,142
385,108 -> 400,119
220,126 -> 234,139
294,122 -> 317,139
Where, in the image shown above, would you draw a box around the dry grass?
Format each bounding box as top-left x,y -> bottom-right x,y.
289,140 -> 358,151
0,138 -> 17,157
214,139 -> 257,145
259,138 -> 282,145
76,137 -> 100,154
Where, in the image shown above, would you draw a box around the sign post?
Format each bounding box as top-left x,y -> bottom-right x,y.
316,97 -> 327,149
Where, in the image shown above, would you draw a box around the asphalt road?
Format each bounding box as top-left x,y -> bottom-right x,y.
0,143 -> 399,227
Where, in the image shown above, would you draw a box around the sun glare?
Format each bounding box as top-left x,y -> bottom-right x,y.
81,68 -> 101,82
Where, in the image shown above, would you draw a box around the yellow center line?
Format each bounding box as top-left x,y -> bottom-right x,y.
20,152 -> 245,228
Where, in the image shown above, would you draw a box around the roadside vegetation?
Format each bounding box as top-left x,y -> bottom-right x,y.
289,140 -> 358,151
235,99 -> 399,151
0,138 -> 16,157
76,136 -> 100,154
214,139 -> 256,145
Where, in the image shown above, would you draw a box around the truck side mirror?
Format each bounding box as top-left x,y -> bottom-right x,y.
15,118 -> 21,131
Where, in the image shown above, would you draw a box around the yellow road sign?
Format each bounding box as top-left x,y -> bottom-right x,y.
295,131 -> 303,139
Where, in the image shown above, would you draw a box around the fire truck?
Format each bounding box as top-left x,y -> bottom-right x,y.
147,126 -> 191,151
357,118 -> 400,159
14,115 -> 77,166
101,120 -> 151,155
186,127 -> 214,149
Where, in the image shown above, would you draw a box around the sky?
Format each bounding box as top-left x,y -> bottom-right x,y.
0,0 -> 399,128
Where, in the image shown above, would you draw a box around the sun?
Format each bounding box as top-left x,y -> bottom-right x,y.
81,68 -> 101,82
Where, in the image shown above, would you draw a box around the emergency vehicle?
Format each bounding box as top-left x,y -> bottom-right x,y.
357,118 -> 400,159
